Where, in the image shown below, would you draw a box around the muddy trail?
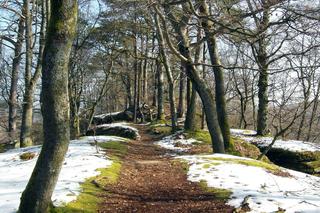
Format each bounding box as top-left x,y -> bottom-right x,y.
98,125 -> 233,213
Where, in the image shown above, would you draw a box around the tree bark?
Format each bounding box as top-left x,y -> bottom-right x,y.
156,59 -> 164,119
18,0 -> 77,211
184,80 -> 197,131
177,64 -> 185,118
256,59 -> 268,135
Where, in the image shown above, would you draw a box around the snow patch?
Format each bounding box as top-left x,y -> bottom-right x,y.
94,111 -> 122,118
98,122 -> 139,133
0,136 -> 124,213
155,131 -> 199,152
178,154 -> 320,213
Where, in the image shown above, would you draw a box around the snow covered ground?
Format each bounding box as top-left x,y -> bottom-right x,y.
231,129 -> 320,152
155,131 -> 199,152
178,154 -> 320,213
0,136 -> 126,213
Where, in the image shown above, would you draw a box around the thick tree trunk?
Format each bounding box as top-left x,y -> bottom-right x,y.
8,11 -> 25,137
18,0 -> 77,212
198,1 -> 231,149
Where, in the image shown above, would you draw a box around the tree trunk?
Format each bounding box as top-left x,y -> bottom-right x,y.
8,10 -> 25,137
156,59 -> 164,119
142,35 -> 149,104
20,89 -> 34,147
133,35 -> 138,123
198,0 -> 231,150
254,1 -> 270,136
256,64 -> 268,135
18,0 -> 77,211
177,64 -> 185,118
184,80 -> 197,131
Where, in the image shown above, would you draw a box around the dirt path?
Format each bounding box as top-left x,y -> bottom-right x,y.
99,125 -> 233,213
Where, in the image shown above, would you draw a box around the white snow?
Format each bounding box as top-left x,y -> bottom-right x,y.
155,131 -> 199,152
94,111 -> 122,118
178,154 -> 320,213
231,129 -> 320,152
0,136 -> 126,213
100,122 -> 138,131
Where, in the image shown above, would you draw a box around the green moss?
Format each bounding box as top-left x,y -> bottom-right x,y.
98,141 -> 127,157
263,148 -> 320,162
204,156 -> 280,173
184,130 -> 211,144
0,144 -> 5,153
150,126 -> 172,136
303,160 -> 320,174
231,137 -> 270,162
150,119 -> 167,126
198,180 -> 232,200
51,157 -> 121,213
51,141 -> 126,213
202,162 -> 220,169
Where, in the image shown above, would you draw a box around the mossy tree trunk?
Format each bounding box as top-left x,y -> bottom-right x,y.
18,0 -> 77,212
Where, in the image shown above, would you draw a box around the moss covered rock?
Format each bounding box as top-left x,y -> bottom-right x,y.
262,148 -> 320,175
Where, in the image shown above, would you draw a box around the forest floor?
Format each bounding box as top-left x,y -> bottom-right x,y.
98,125 -> 234,213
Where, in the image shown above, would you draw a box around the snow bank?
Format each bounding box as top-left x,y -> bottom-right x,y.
100,122 -> 139,133
155,131 -> 199,152
178,154 -> 320,213
0,136 -> 125,213
94,111 -> 123,118
231,129 -> 320,152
